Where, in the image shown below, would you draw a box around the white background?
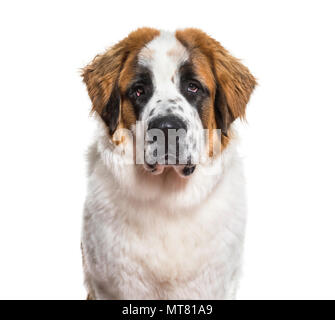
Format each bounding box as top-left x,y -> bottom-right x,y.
0,0 -> 334,299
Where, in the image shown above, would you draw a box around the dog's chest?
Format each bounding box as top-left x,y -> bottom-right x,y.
83,198 -> 232,298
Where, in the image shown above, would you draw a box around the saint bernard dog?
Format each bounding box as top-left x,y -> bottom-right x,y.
81,28 -> 256,300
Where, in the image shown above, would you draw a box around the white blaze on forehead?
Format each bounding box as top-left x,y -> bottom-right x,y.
138,31 -> 189,85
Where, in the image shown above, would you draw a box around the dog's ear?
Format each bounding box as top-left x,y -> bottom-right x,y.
212,39 -> 256,136
82,28 -> 160,136
176,28 -> 256,137
81,42 -> 126,135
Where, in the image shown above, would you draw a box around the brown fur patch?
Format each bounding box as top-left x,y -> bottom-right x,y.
82,27 -> 160,137
176,28 -> 257,150
166,45 -> 186,59
138,46 -> 154,61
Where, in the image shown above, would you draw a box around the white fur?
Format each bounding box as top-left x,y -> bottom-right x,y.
82,33 -> 247,300
138,31 -> 203,166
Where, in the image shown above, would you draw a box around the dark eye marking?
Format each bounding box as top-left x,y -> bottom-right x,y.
178,62 -> 210,122
179,63 -> 208,96
126,67 -> 153,118
128,81 -> 150,100
128,72 -> 151,97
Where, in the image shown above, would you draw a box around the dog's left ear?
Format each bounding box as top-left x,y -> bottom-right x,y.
212,41 -> 257,136
176,28 -> 256,137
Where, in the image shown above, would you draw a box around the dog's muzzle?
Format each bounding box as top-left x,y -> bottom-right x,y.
145,115 -> 196,177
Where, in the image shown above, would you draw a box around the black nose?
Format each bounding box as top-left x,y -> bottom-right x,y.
148,115 -> 187,133
147,116 -> 187,163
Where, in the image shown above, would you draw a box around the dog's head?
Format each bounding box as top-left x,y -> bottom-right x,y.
82,28 -> 256,178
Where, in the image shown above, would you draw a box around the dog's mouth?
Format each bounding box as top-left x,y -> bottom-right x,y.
144,162 -> 196,178
143,153 -> 196,177
143,133 -> 197,177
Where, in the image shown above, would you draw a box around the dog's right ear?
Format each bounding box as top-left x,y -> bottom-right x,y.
81,42 -> 126,135
82,28 -> 160,135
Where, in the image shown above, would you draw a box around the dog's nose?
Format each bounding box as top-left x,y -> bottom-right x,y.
148,115 -> 187,134
147,116 -> 187,163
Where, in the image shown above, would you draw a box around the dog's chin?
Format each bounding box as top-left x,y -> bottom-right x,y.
143,162 -> 196,178
144,163 -> 165,175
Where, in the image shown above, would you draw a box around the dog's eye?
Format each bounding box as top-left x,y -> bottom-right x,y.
187,82 -> 199,93
135,85 -> 145,97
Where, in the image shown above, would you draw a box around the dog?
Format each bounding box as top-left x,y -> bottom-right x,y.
81,28 -> 256,300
